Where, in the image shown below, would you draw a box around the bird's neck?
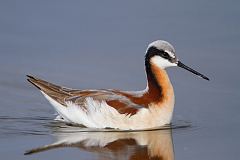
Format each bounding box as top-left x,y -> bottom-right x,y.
145,62 -> 174,104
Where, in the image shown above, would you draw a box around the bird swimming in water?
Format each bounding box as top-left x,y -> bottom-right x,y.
27,40 -> 209,130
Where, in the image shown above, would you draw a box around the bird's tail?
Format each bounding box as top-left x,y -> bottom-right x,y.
26,75 -> 70,105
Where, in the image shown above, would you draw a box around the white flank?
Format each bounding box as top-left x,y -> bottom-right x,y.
41,91 -> 174,130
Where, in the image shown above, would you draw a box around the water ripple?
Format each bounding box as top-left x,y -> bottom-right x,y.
0,114 -> 192,138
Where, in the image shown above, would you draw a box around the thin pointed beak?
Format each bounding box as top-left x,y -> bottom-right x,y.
177,61 -> 209,81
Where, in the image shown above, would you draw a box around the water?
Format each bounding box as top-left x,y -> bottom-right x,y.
0,0 -> 240,159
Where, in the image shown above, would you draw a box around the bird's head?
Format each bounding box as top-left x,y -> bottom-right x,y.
145,40 -> 209,81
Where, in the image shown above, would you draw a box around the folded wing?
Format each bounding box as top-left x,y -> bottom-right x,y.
27,75 -> 144,115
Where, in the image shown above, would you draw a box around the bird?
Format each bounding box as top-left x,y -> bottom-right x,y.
27,40 -> 209,130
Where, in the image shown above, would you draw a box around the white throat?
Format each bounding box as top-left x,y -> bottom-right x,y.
150,56 -> 177,69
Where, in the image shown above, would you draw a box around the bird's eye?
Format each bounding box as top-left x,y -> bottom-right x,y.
161,52 -> 169,58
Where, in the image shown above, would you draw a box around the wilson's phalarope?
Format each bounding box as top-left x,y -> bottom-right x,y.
27,40 -> 209,130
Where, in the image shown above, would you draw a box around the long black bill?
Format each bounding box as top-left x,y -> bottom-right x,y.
177,61 -> 209,81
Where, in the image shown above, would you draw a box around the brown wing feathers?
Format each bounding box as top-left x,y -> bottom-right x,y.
27,75 -> 148,115
27,75 -> 71,105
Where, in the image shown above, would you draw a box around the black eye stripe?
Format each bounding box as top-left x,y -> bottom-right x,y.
161,51 -> 169,59
145,46 -> 173,62
157,50 -> 171,60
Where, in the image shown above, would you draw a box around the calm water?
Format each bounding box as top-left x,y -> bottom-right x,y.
0,0 -> 240,159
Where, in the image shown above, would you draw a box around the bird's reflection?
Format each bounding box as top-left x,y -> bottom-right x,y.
25,124 -> 174,160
